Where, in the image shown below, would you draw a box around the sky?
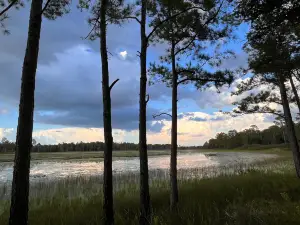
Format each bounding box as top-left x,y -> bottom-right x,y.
0,3 -> 279,146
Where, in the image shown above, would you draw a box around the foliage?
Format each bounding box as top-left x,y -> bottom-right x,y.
0,0 -> 24,34
148,0 -> 235,90
0,0 -> 72,34
234,0 -> 300,32
78,0 -> 134,40
0,140 -> 199,153
202,122 -> 298,149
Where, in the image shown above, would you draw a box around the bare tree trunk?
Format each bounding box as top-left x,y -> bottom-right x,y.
139,0 -> 151,224
100,0 -> 114,224
278,74 -> 300,177
289,74 -> 300,113
9,0 -> 43,224
170,40 -> 178,209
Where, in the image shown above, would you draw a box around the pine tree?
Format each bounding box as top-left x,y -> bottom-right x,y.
8,1 -> 70,224
79,1 -> 132,224
149,0 -> 234,209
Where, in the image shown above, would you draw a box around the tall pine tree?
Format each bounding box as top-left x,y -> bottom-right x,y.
149,0 -> 234,209
8,1 -> 71,224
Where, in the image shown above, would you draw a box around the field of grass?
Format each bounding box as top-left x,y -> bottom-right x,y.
0,150 -> 298,225
0,150 -> 175,163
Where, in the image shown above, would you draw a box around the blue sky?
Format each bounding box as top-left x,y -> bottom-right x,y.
0,3 -> 276,145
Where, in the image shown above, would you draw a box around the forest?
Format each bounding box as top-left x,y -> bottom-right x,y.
204,122 -> 300,149
1,0 -> 300,225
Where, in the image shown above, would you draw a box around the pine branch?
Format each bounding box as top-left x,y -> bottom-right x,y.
177,77 -> 220,85
146,94 -> 150,104
124,16 -> 141,24
175,33 -> 197,56
84,14 -> 100,39
153,112 -> 172,119
174,0 -> 224,56
0,0 -> 17,17
234,109 -> 285,119
41,0 -> 52,15
109,78 -> 120,91
147,6 -> 208,41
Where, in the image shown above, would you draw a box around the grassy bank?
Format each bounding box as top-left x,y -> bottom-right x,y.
0,152 -> 299,225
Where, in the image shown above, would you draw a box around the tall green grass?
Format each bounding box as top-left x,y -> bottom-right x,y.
0,157 -> 298,225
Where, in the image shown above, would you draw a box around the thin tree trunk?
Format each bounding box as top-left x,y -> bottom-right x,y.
289,74 -> 300,113
9,0 -> 43,224
278,74 -> 300,177
170,40 -> 178,209
139,0 -> 151,224
100,0 -> 114,224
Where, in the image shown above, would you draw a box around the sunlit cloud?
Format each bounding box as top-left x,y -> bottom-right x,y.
119,50 -> 127,59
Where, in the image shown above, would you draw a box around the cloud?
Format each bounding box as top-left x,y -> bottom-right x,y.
0,109 -> 275,146
220,52 -> 248,70
0,128 -> 15,141
0,43 -> 172,131
119,50 -> 128,59
189,117 -> 208,122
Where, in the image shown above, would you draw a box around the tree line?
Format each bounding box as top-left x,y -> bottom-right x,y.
203,121 -> 300,149
0,137 -> 194,153
1,0 -> 300,225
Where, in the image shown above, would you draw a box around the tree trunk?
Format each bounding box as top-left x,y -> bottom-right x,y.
170,40 -> 178,209
9,0 -> 43,224
139,1 -> 151,224
278,74 -> 300,177
289,74 -> 300,113
100,0 -> 114,224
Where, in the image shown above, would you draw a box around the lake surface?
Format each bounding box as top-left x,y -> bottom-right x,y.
0,152 -> 276,184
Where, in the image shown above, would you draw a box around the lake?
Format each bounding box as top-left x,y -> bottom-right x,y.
0,151 -> 276,184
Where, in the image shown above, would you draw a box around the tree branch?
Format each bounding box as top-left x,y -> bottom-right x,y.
83,15 -> 101,40
124,16 -> 141,24
109,79 -> 120,91
153,112 -> 172,119
177,77 -> 220,85
146,94 -> 150,104
146,6 -> 208,41
41,0 -> 51,15
175,33 -> 197,56
0,0 -> 17,17
234,110 -> 285,119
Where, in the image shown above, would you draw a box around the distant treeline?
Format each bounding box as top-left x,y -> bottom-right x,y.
203,121 -> 300,149
0,140 -> 196,153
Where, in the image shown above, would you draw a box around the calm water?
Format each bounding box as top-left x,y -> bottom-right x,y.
0,152 -> 276,184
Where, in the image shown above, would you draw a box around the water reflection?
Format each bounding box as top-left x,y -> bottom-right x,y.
0,152 -> 275,183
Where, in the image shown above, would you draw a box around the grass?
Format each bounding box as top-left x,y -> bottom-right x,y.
0,150 -> 174,163
0,150 -> 299,225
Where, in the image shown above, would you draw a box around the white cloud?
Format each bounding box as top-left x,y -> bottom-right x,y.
119,50 -> 128,59
0,128 -> 15,141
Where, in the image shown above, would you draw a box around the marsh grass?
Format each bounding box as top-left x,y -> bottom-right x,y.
0,150 -> 177,163
0,155 -> 298,225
